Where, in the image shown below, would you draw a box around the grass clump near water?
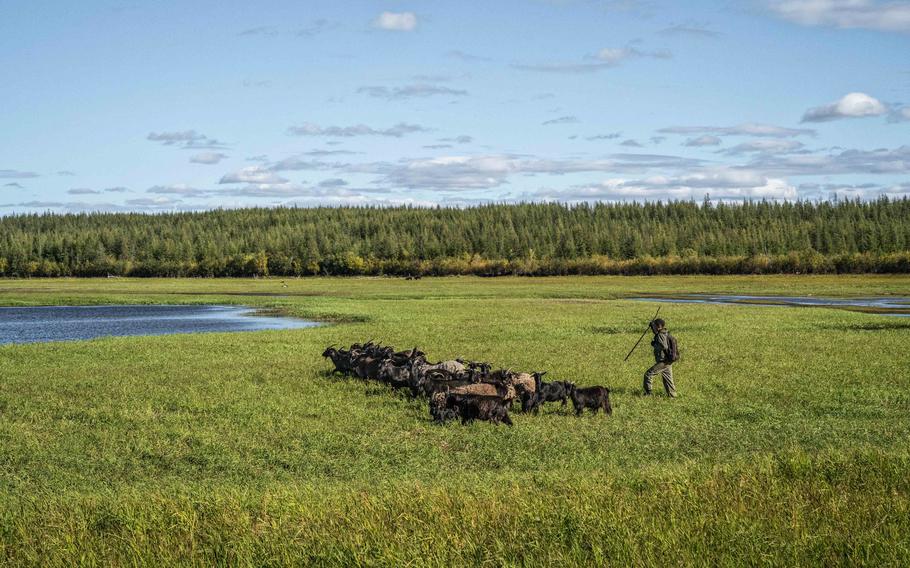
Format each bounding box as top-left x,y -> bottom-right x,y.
1,275 -> 909,565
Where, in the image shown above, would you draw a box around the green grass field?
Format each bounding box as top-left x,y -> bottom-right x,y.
1,275 -> 909,566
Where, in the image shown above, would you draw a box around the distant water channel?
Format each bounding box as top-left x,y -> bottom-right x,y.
629,295 -> 910,316
0,305 -> 320,345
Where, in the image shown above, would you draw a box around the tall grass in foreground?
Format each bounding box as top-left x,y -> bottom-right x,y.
1,276 -> 909,565
3,453 -> 908,566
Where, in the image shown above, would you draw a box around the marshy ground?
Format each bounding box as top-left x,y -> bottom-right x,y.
1,275 -> 908,566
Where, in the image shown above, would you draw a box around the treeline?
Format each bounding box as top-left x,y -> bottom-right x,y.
1,199 -> 909,277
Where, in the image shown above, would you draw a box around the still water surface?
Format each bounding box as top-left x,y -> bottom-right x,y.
629,295 -> 910,316
0,305 -> 319,345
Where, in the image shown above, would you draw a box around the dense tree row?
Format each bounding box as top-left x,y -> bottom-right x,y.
1,199 -> 909,277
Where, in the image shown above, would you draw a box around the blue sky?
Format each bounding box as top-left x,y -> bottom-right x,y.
1,0 -> 908,213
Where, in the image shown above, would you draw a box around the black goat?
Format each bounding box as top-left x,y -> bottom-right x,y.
377,360 -> 412,388
322,346 -> 354,375
521,372 -> 566,413
447,393 -> 513,426
536,378 -> 575,408
520,389 -> 539,413
568,385 -> 612,416
429,392 -> 459,423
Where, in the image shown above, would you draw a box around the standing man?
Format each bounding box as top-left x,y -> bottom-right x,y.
643,318 -> 678,397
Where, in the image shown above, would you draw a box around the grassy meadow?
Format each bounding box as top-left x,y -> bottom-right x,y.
1,275 -> 909,566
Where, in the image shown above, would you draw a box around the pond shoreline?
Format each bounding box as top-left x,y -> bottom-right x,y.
628,294 -> 910,316
0,304 -> 321,345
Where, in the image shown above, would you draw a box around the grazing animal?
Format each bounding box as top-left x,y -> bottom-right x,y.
512,372 -> 536,398
449,381 -> 516,403
418,376 -> 475,397
568,385 -> 613,416
377,360 -> 412,388
520,389 -> 539,413
323,340 -> 617,427
353,354 -> 384,381
429,392 -> 459,423
322,346 -> 354,375
423,360 -> 467,376
447,394 -> 513,426
389,346 -> 424,366
536,378 -> 575,408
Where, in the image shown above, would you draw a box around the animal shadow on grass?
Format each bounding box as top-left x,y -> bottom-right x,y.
608,386 -> 637,397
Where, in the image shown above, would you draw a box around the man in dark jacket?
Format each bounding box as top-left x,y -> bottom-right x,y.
643,318 -> 677,397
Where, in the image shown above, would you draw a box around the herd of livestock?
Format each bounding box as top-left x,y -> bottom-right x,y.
322,340 -> 612,426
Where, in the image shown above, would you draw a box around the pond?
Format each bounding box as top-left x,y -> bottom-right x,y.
628,295 -> 910,316
0,305 -> 320,345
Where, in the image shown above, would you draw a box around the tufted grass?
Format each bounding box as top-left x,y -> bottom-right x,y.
1,275 -> 909,566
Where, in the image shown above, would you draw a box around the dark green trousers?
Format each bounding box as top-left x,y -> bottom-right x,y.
644,362 -> 676,397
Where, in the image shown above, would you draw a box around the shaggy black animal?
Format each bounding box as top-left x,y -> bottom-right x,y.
389,346 -> 424,366
429,392 -> 459,423
377,360 -> 412,388
448,394 -> 513,426
568,385 -> 612,416
418,376 -> 475,397
353,354 -> 384,381
537,379 -> 575,407
322,346 -> 354,375
520,389 -> 539,413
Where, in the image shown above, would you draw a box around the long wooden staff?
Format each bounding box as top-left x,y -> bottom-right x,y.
623,305 -> 661,362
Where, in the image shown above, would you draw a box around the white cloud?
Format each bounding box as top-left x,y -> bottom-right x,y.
357,84 -> 468,100
684,135 -> 722,146
532,169 -> 797,202
769,0 -> 910,32
587,132 -> 622,140
358,153 -> 704,191
721,139 -> 804,155
659,123 -> 815,138
595,46 -> 672,64
147,130 -> 203,145
67,188 -> 101,195
542,115 -> 579,126
0,199 -> 188,213
294,19 -> 338,37
0,169 -> 39,179
125,196 -> 182,208
286,122 -> 431,137
747,144 -> 910,175
190,152 -> 229,165
373,11 -> 418,31
659,23 -> 723,38
446,50 -> 491,62
268,157 -> 346,172
379,155 -> 516,190
513,45 -> 671,74
219,166 -> 289,185
238,26 -> 279,37
511,61 -> 614,73
801,92 -> 888,122
440,135 -> 474,144
318,178 -> 348,188
147,130 -> 227,149
147,184 -> 212,198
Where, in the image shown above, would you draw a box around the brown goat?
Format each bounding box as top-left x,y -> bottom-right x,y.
512,371 -> 545,396
449,381 -> 516,403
